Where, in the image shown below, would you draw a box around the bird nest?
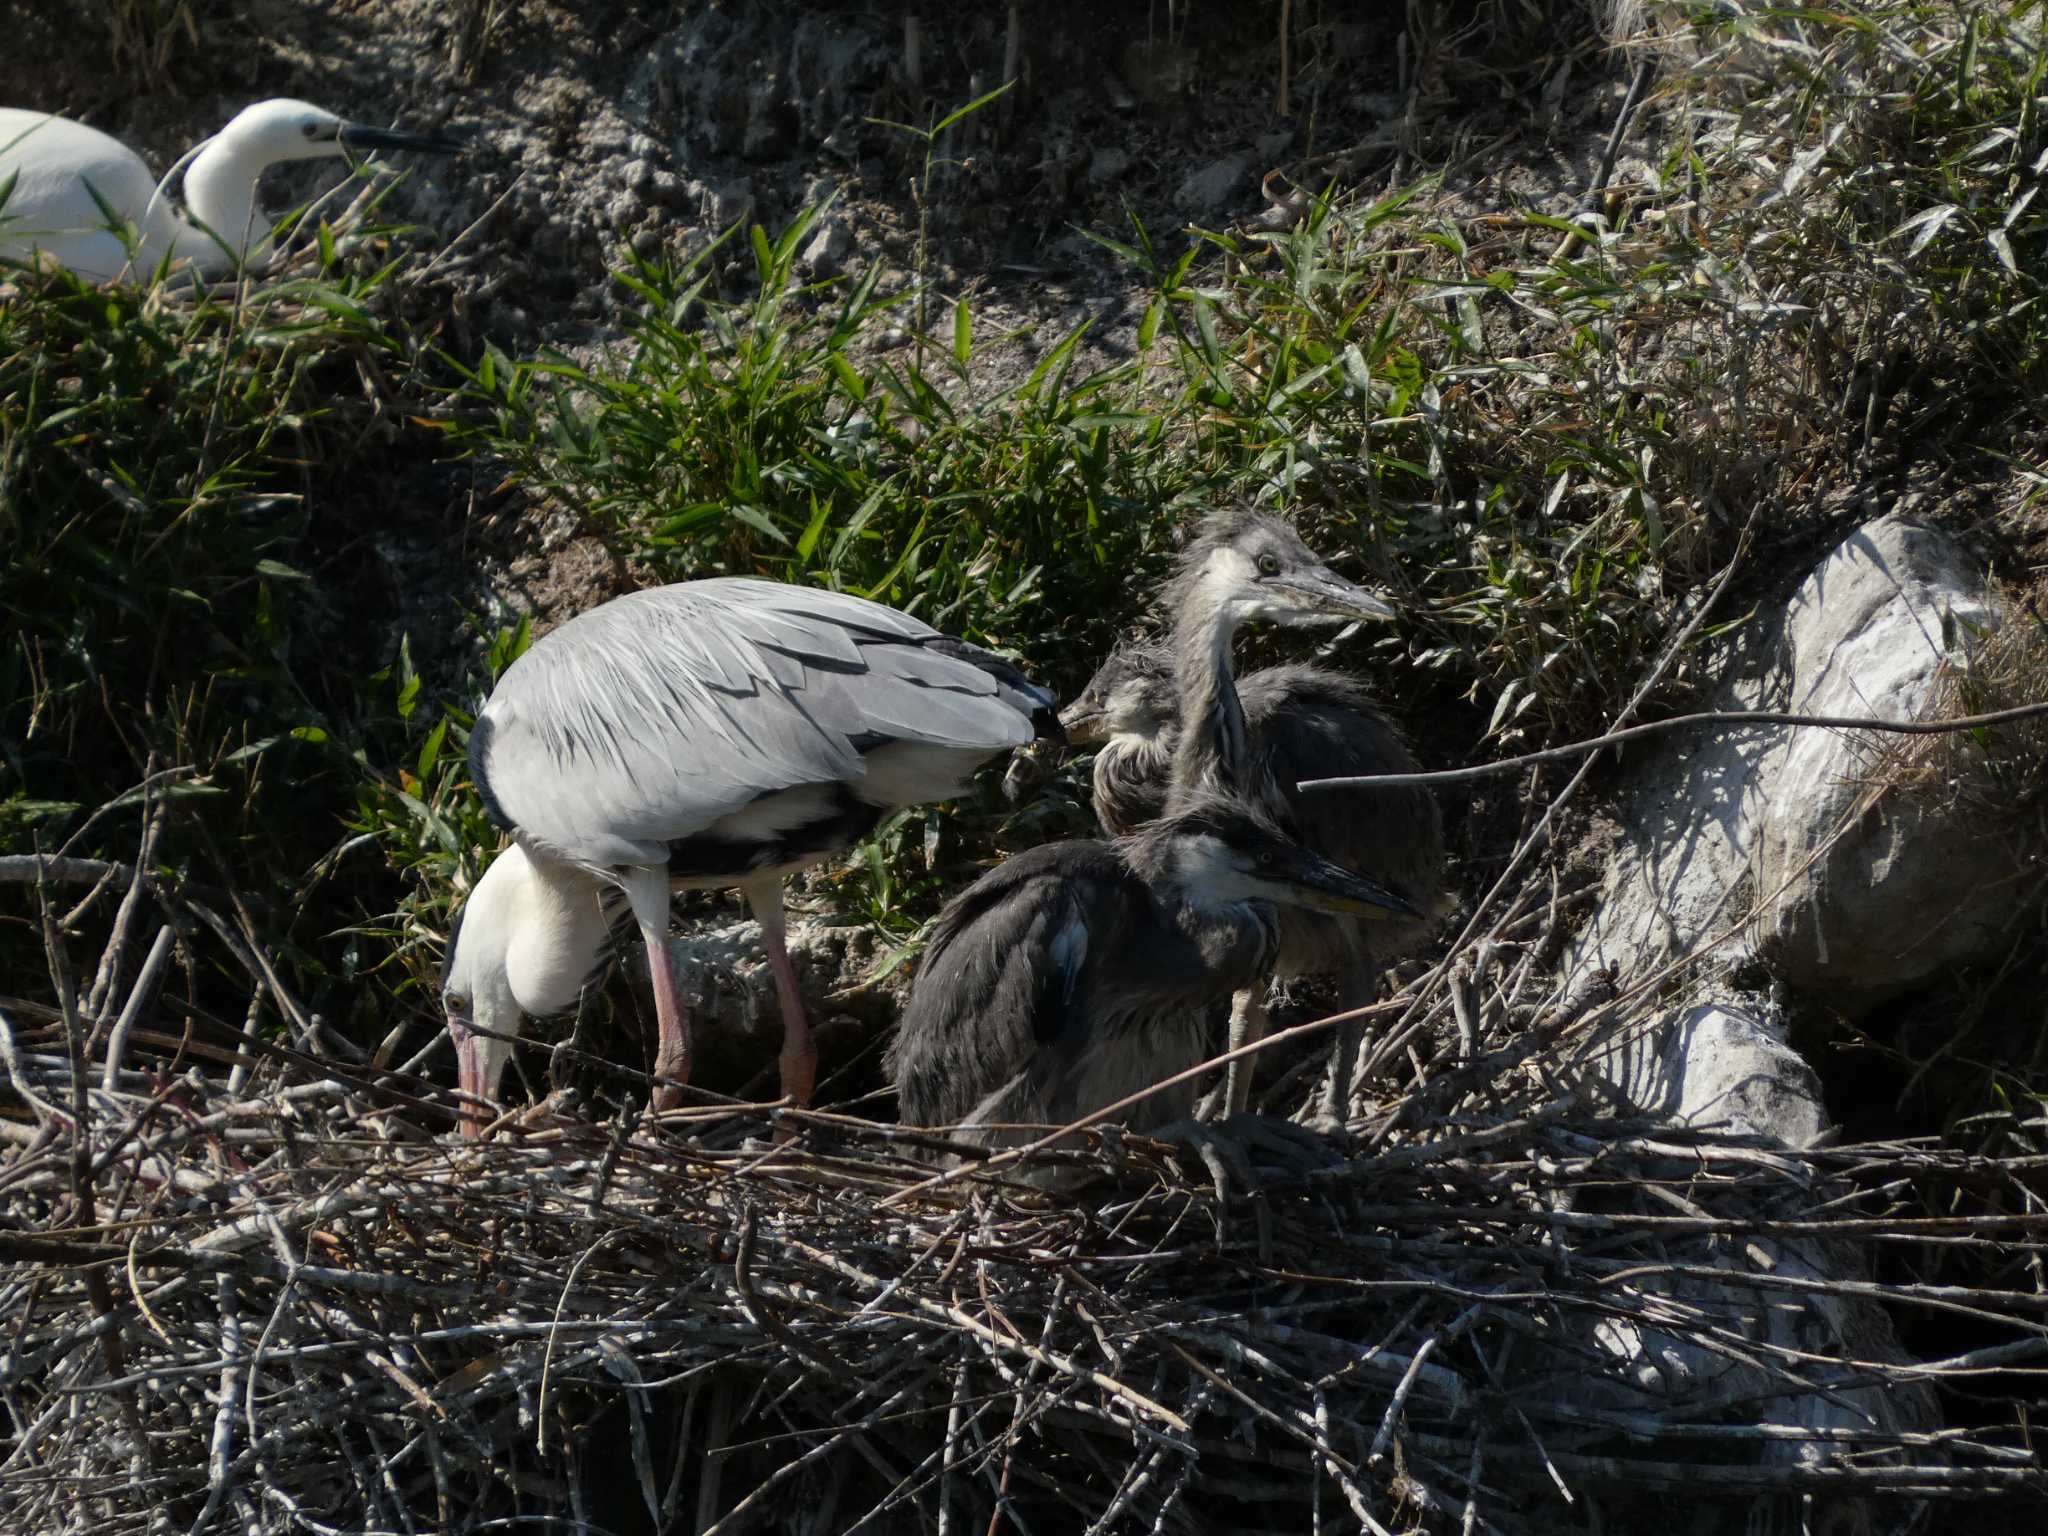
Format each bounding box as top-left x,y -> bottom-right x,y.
3,1002 -> 2043,1536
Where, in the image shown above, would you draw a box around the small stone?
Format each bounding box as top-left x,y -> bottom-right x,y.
800,218 -> 854,278
1087,146 -> 1131,187
692,177 -> 754,227
1177,153 -> 1253,217
646,170 -> 685,208
605,191 -> 642,229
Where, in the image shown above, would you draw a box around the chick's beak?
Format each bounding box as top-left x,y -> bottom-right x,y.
1057,698 -> 1110,745
1284,853 -> 1422,920
1277,567 -> 1398,625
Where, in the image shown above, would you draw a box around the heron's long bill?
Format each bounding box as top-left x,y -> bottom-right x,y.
1275,568 -> 1398,625
453,1027 -> 492,1137
1277,851 -> 1421,921
338,122 -> 466,156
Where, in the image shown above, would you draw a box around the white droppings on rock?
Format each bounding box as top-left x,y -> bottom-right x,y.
1565,512 -> 2024,1023
1755,516 -> 2018,997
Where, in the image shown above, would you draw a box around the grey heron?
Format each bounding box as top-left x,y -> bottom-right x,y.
1062,644 -> 1447,1120
0,99 -> 460,283
438,577 -> 1057,1134
887,792 -> 1421,1143
1062,506 -> 1448,1123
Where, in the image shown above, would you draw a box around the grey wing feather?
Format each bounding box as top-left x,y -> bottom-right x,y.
889,842 -> 1120,1128
474,578 -> 1040,866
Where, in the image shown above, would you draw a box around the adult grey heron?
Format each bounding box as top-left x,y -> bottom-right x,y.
1061,508 -> 1448,1123
438,577 -> 1058,1135
888,792 -> 1421,1142
0,100 -> 460,283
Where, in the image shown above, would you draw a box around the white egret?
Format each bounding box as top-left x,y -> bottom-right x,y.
0,98 -> 460,283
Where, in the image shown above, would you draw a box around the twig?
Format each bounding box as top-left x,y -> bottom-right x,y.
1299,699 -> 2048,790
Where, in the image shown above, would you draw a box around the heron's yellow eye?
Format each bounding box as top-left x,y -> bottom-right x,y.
445,992 -> 470,1016
1257,553 -> 1281,576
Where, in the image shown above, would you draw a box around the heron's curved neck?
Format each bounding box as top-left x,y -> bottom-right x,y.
487,843 -> 614,1016
175,137 -> 273,274
1167,580 -> 1249,809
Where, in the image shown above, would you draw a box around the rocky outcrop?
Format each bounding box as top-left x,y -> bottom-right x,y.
1564,512 -> 2028,1138
1540,512 -> 2040,1535
1756,520 -> 2022,997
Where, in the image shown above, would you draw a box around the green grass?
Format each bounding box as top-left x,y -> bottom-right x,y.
0,199 -> 462,1034
453,199 -> 1198,682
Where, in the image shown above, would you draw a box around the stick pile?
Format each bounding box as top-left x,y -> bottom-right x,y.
3,1020 -> 2041,1535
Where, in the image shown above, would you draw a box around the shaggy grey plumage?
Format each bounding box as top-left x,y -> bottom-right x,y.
888,795 -> 1421,1145
892,507 -> 1413,1151
1063,512 -> 1449,1122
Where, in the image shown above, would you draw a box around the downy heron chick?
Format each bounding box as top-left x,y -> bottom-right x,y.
1062,643 -> 1447,1119
0,99 -> 460,283
440,577 -> 1058,1135
888,792 -> 1422,1144
1068,506 -> 1448,1123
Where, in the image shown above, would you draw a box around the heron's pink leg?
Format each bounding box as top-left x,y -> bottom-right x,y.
740,877 -> 815,1107
624,869 -> 690,1112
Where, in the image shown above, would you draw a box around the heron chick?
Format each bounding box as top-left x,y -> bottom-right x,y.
888,793 -> 1422,1147
0,99 -> 461,283
440,577 -> 1058,1135
1064,505 -> 1448,1123
1063,643 -> 1447,1118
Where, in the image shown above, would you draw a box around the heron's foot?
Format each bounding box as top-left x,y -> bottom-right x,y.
1306,1106 -> 1350,1137
1154,1113 -> 1343,1203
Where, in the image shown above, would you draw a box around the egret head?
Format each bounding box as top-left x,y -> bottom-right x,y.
1166,506 -> 1396,632
440,843 -> 608,1137
1146,796 -> 1422,921
1059,643 -> 1177,746
216,99 -> 464,165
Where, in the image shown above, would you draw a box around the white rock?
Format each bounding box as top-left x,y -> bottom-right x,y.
1564,512 -> 2018,1016
799,217 -> 854,278
1755,517 -> 2015,997
1570,1000 -> 1828,1146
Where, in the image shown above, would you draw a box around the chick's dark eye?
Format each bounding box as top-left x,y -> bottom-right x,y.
1257,552 -> 1281,576
303,122 -> 319,138
1256,850 -> 1276,868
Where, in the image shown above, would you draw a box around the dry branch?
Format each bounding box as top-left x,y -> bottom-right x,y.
2,1017 -> 2041,1535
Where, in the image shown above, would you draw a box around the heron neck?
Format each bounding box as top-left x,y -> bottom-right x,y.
1166,592 -> 1248,809
1125,831 -> 1278,980
176,138 -> 273,275
494,844 -> 613,1016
